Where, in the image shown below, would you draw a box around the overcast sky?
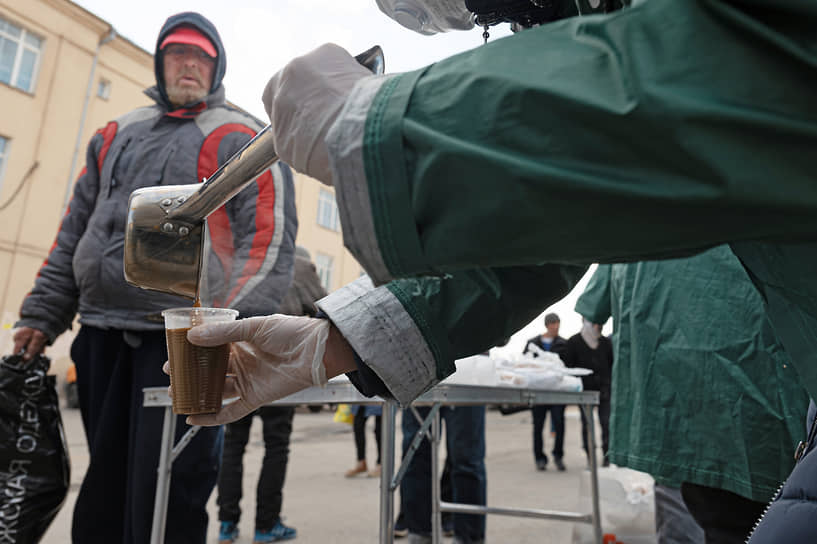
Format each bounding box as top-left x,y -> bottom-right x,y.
73,0 -> 513,120
71,0 -> 609,353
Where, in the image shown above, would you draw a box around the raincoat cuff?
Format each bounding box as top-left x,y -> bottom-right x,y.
326,76 -> 396,286
316,276 -> 439,406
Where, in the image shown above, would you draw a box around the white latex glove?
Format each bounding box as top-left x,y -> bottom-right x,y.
262,43 -> 372,185
179,315 -> 331,426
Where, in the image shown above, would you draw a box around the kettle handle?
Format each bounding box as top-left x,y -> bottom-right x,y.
354,45 -> 385,75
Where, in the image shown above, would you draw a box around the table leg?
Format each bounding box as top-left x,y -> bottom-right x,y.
391,404 -> 441,491
379,401 -> 397,544
150,406 -> 177,544
581,404 -> 603,544
431,405 -> 441,544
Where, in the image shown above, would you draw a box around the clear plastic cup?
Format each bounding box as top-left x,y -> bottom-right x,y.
162,307 -> 238,415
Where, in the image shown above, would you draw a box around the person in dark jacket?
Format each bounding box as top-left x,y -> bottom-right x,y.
217,247 -> 324,544
748,401 -> 817,543
523,312 -> 568,471
12,12 -> 296,544
561,319 -> 613,466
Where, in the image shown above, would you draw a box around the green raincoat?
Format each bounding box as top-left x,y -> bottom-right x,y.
321,0 -> 817,405
575,250 -> 808,502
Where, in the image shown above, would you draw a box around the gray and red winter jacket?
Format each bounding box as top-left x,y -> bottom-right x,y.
16,12 -> 297,342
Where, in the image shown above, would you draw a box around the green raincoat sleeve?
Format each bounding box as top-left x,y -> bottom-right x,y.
329,0 -> 817,282
322,0 -> 817,403
318,264 -> 586,405
574,265 -> 613,325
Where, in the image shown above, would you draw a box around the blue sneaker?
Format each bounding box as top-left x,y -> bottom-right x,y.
219,521 -> 239,543
254,519 -> 297,542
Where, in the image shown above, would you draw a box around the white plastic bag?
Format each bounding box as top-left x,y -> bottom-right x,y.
441,355 -> 498,386
493,351 -> 589,392
572,466 -> 657,544
441,352 -> 589,392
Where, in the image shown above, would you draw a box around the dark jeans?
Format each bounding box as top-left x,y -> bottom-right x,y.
353,410 -> 382,463
579,393 -> 610,457
217,405 -> 295,530
532,404 -> 565,462
401,406 -> 487,542
396,457 -> 454,531
681,482 -> 766,544
71,326 -> 222,544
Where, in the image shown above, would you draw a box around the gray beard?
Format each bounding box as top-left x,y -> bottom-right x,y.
166,85 -> 207,108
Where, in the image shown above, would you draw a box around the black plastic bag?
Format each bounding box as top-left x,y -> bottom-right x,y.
0,354 -> 70,543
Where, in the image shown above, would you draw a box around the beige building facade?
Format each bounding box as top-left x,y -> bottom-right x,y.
291,173 -> 364,292
0,0 -> 361,364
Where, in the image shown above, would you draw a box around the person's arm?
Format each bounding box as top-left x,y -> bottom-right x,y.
203,128 -> 298,316
326,0 -> 817,285
318,263 -> 587,405
602,337 -> 614,391
180,263 -> 584,420
14,122 -> 112,355
574,265 -> 614,391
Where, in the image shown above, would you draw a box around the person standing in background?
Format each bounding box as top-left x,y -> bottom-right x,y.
400,404 -> 486,544
217,247 -> 325,544
561,319 -> 613,467
523,313 -> 567,471
345,404 -> 383,478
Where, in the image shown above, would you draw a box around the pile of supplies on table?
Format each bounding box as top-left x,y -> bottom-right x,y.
443,345 -> 591,392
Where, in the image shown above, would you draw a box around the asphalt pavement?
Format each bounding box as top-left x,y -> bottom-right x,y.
41,402 -> 600,543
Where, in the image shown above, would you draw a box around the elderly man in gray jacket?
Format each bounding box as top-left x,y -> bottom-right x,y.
12,12 -> 296,544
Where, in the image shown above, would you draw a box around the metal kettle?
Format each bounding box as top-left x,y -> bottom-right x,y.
123,46 -> 384,299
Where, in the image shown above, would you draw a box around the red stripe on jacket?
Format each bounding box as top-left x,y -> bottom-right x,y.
26,121 -> 117,303
197,124 -> 276,307
97,122 -> 118,173
38,118 -> 117,276
224,169 -> 275,305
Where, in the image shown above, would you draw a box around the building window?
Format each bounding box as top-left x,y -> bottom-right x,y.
316,188 -> 340,231
0,16 -> 43,93
0,136 -> 8,188
97,78 -> 111,100
315,253 -> 334,291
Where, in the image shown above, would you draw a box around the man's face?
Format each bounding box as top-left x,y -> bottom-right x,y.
162,44 -> 215,107
545,321 -> 560,337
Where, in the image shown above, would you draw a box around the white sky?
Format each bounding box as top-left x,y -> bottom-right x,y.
72,0 -> 609,354
73,0 -> 512,120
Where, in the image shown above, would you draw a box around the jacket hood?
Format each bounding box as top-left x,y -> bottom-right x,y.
153,12 -> 226,109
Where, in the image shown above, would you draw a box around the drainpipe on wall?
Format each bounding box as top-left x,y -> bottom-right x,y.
62,26 -> 117,211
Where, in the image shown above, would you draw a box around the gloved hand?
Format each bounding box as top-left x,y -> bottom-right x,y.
177,315 -> 331,426
262,43 -> 373,185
